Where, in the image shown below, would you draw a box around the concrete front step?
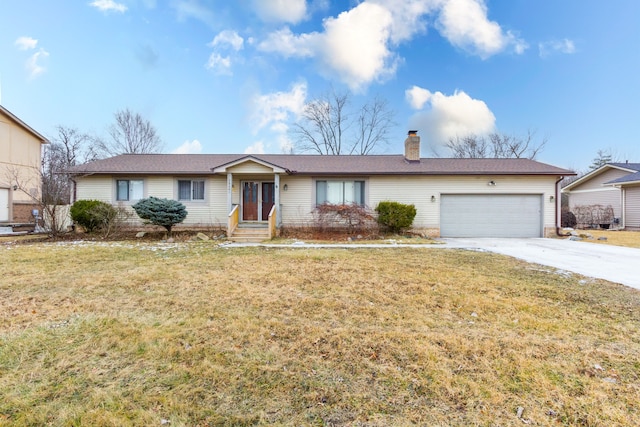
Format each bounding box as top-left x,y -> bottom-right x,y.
228,226 -> 271,242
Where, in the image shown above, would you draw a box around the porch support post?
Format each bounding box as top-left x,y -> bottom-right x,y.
227,173 -> 233,214
274,173 -> 281,226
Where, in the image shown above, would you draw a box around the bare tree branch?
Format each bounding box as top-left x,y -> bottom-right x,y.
291,89 -> 394,155
446,130 -> 547,159
96,109 -> 163,156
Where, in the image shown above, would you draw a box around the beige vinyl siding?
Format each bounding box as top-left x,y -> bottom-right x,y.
0,112 -> 43,203
624,186 -> 640,228
280,176 -> 314,225
146,177 -> 173,199
227,162 -> 275,174
568,188 -> 622,218
571,168 -> 630,191
369,175 -> 557,230
75,176 -> 113,203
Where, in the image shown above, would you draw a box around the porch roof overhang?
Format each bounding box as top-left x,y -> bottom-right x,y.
211,155 -> 288,174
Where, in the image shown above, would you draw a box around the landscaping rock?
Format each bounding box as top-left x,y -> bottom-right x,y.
196,232 -> 209,241
136,231 -> 146,238
166,238 -> 175,243
598,236 -> 608,241
569,236 -> 582,241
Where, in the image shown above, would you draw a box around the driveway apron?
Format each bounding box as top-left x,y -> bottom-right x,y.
442,238 -> 640,290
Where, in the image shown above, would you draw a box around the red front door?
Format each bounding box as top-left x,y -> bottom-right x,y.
262,182 -> 275,220
242,182 -> 258,221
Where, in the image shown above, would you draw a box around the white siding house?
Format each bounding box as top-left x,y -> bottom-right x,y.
69,132 -> 574,239
563,163 -> 640,229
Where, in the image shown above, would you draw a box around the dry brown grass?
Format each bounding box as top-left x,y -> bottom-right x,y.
576,229 -> 640,248
1,241 -> 640,426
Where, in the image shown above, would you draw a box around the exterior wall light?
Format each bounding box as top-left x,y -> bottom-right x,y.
431,195 -> 436,202
488,180 -> 496,186
550,195 -> 555,202
12,185 -> 18,191
283,184 -> 288,191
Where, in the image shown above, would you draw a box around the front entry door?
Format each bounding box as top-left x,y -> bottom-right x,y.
262,182 -> 275,220
242,182 -> 259,221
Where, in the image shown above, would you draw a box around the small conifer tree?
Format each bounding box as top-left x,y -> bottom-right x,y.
132,197 -> 187,237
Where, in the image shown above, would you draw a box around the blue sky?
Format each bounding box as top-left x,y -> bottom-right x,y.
1,0 -> 639,172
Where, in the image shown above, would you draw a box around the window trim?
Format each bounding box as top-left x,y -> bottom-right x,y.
176,178 -> 206,202
314,178 -> 367,206
115,178 -> 144,203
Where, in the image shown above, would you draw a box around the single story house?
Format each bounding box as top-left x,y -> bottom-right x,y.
69,132 -> 575,239
562,162 -> 640,229
0,105 -> 49,223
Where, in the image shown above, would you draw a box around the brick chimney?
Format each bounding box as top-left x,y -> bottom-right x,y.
404,130 -> 420,162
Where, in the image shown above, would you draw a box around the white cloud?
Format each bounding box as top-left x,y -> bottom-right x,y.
206,53 -> 233,74
26,49 -> 50,78
172,139 -> 203,154
172,0 -> 215,26
259,2 -> 398,91
257,0 -> 523,91
318,3 -> 397,91
258,27 -> 316,58
369,0 -> 439,44
539,39 -> 576,58
210,30 -> 244,51
405,85 -> 433,110
90,0 -> 128,13
436,0 -> 527,58
407,87 -> 496,149
253,0 -> 307,24
244,141 -> 265,154
250,81 -> 307,133
15,36 -> 38,50
206,30 -> 244,74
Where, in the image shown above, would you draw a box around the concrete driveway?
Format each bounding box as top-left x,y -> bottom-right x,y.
442,238 -> 640,290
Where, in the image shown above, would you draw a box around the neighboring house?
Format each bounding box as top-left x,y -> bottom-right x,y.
562,162 -> 640,229
68,132 -> 574,239
0,105 -> 49,223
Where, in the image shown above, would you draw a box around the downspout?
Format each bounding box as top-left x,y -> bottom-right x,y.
555,177 -> 570,237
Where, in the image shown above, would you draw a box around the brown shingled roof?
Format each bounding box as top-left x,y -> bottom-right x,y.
68,153 -> 574,176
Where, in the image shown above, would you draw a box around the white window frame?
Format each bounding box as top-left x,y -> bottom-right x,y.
115,179 -> 144,202
315,179 -> 366,206
177,179 -> 206,202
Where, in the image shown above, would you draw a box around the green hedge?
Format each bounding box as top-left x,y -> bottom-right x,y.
375,201 -> 417,233
70,200 -> 117,233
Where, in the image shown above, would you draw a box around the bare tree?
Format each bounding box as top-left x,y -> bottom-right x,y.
96,109 -> 163,156
291,90 -> 395,155
42,126 -> 97,205
446,130 -> 547,159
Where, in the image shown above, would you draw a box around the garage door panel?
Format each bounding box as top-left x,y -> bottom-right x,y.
441,194 -> 542,238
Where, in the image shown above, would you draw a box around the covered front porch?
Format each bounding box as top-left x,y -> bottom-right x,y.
213,156 -> 286,242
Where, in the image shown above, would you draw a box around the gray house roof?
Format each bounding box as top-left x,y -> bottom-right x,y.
563,162 -> 640,191
68,154 -> 574,176
606,171 -> 640,186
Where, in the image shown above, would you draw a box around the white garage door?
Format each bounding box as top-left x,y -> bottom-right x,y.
441,194 -> 542,238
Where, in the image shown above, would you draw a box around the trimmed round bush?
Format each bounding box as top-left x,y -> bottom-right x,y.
70,200 -> 116,232
375,201 -> 417,233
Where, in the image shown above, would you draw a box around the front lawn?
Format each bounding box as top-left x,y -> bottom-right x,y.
574,229 -> 640,248
1,242 -> 639,426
